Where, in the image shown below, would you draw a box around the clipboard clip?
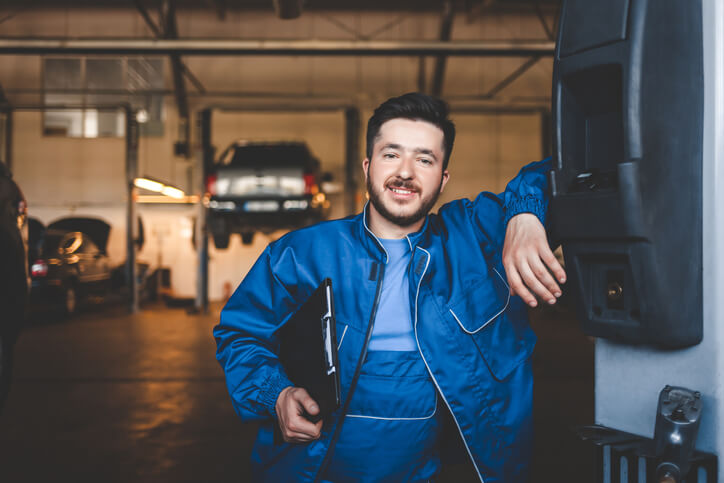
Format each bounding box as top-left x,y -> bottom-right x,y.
322,285 -> 336,376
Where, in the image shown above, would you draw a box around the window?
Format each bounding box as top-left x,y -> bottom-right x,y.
42,57 -> 165,138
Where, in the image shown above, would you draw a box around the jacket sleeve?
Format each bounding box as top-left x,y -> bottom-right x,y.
466,157 -> 552,259
213,245 -> 296,422
501,157 -> 551,227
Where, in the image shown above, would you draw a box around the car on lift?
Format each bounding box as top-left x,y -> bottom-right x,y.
205,141 -> 331,248
29,217 -> 112,317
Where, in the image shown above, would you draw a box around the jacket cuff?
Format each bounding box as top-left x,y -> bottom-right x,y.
258,371 -> 294,418
503,194 -> 546,227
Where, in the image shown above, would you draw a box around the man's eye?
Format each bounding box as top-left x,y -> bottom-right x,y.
419,158 -> 433,165
383,153 -> 397,159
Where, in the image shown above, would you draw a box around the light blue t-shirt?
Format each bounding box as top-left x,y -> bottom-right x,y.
368,238 -> 417,351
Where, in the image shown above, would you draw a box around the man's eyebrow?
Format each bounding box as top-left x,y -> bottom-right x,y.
380,143 -> 439,162
381,143 -> 403,151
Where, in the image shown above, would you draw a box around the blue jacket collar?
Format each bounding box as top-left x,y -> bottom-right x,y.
359,202 -> 431,264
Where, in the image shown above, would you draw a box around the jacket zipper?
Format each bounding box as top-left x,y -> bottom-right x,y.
313,262 -> 386,482
413,247 -> 484,483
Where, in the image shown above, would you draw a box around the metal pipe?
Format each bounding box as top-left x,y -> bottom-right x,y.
0,38 -> 555,56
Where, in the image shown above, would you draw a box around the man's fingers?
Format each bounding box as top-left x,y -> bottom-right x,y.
505,261 -> 537,307
528,256 -> 561,299
519,263 -> 556,305
282,428 -> 317,443
540,245 -> 566,283
286,413 -> 321,438
276,387 -> 323,443
296,390 -> 320,416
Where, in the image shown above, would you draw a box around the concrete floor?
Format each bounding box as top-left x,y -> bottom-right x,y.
0,299 -> 592,483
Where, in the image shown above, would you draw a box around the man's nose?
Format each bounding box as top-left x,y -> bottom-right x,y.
395,155 -> 415,179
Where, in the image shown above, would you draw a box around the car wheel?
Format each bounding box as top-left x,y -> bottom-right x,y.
63,282 -> 77,317
241,232 -> 255,245
212,231 -> 231,250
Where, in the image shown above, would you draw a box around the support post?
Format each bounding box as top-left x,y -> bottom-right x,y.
194,108 -> 212,314
344,107 -> 360,215
125,107 -> 140,314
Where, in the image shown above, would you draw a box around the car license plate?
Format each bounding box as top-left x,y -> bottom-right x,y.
244,201 -> 280,212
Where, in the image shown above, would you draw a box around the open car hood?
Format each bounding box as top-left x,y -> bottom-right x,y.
47,216 -> 111,253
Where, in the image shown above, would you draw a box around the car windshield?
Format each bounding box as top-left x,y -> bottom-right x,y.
224,145 -> 313,169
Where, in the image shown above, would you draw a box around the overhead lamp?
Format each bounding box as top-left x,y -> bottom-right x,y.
136,194 -> 199,204
161,186 -> 185,199
135,109 -> 149,124
134,177 -> 164,192
134,177 -> 188,201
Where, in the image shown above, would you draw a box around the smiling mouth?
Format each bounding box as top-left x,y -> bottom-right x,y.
389,186 -> 416,195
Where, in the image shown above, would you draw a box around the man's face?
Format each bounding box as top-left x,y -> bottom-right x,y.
363,118 -> 449,229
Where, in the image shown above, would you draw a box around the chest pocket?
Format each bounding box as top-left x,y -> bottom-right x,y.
447,267 -> 535,381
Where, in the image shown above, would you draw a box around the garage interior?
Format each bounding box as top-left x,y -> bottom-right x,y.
0,1 -> 594,481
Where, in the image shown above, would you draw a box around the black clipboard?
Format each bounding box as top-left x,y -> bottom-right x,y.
275,278 -> 341,430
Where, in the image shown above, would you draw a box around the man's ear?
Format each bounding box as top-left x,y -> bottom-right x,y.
362,158 -> 370,180
439,170 -> 450,193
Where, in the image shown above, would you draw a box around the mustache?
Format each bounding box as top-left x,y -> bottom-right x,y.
386,178 -> 419,191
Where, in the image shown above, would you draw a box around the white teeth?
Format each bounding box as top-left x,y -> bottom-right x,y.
390,187 -> 413,194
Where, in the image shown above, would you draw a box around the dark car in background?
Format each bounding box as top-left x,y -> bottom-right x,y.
29,218 -> 112,317
205,141 -> 331,248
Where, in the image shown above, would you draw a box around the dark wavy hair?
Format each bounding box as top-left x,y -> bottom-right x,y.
366,92 -> 456,170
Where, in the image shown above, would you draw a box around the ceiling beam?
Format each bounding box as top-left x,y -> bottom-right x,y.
161,0 -> 192,157
133,0 -> 205,93
162,1 -> 188,118
431,0 -> 455,97
0,38 -> 555,56
484,55 -> 541,98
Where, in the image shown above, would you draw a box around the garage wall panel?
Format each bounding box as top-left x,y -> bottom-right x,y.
12,111 -> 124,206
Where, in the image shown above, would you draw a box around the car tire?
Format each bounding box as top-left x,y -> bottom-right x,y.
62,282 -> 78,317
241,232 -> 255,245
212,231 -> 231,250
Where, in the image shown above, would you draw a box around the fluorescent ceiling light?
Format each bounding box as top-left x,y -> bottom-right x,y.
134,178 -> 164,192
134,177 -> 187,200
161,186 -> 185,199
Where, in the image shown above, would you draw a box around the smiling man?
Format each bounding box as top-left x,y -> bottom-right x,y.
214,93 -> 565,482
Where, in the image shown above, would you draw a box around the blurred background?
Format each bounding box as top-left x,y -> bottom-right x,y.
0,1 -> 592,481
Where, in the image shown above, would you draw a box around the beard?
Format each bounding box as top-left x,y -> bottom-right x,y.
366,173 -> 444,228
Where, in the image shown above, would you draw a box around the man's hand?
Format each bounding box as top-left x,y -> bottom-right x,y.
275,386 -> 323,443
502,213 -> 566,307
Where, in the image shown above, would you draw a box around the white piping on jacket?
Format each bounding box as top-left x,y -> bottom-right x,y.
346,392 -> 438,421
337,325 -> 348,351
449,267 -> 511,335
413,247 -> 484,483
362,203 -> 389,263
